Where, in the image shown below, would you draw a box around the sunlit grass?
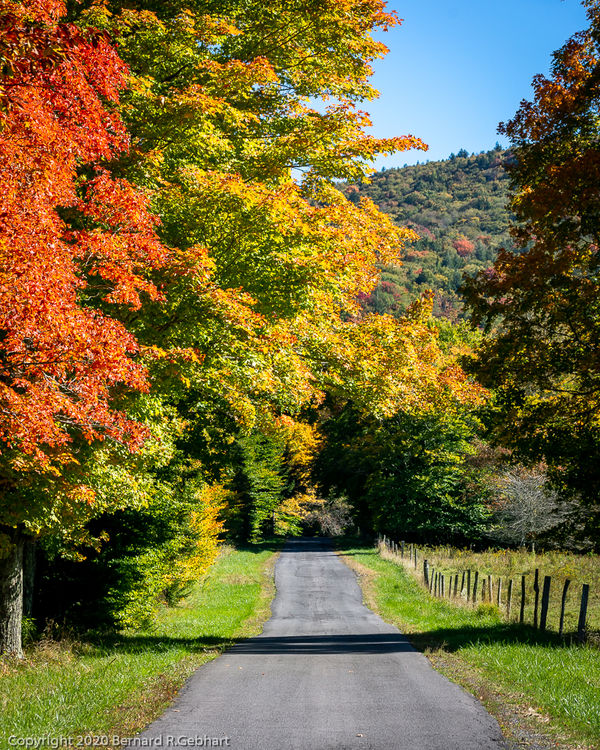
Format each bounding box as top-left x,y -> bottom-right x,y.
464,642 -> 600,737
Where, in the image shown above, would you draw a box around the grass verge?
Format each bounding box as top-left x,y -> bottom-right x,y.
0,540 -> 281,747
338,540 -> 600,750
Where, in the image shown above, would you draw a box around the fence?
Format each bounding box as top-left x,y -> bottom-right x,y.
377,535 -> 592,643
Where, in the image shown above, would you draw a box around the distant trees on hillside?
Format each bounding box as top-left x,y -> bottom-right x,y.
345,145 -> 513,320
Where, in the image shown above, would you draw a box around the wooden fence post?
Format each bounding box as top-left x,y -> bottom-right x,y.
423,560 -> 429,587
429,568 -> 434,594
454,573 -> 459,598
520,575 -> 526,624
533,568 -> 540,628
472,571 -> 479,603
467,570 -> 472,602
559,579 -> 571,637
441,574 -> 445,597
488,575 -> 493,603
539,576 -> 551,631
507,579 -> 513,619
481,578 -> 486,603
497,577 -> 502,608
414,547 -> 418,569
577,584 -> 590,644
460,571 -> 465,597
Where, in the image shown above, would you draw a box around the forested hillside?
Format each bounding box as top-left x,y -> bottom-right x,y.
344,145 -> 513,320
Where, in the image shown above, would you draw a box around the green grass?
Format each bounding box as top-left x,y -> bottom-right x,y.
339,541 -> 600,748
0,541 -> 280,747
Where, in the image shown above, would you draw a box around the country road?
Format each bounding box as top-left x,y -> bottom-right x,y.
132,539 -> 506,749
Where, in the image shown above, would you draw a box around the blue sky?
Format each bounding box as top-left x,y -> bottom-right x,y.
368,0 -> 589,168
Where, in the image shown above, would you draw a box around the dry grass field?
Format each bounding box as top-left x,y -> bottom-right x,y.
380,540 -> 600,639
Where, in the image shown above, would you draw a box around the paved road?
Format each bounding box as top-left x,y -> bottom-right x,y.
132,539 -> 505,749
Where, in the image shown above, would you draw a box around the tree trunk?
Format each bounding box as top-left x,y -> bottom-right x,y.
0,529 -> 24,658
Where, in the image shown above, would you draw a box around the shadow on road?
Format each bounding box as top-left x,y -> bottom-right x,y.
229,633 -> 414,654
85,621 -> 574,659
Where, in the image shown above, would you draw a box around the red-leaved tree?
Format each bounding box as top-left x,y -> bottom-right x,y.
0,0 -> 167,655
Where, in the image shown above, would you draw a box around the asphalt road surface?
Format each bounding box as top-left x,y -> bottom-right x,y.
132,539 -> 506,749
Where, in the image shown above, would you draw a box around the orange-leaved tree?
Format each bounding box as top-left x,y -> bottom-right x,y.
0,0 -> 168,655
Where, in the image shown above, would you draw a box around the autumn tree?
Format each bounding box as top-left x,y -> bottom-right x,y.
70,0 -> 494,556
2,0 -> 492,650
314,295 -> 489,543
0,0 -> 432,639
463,0 -> 600,535
0,0 -> 169,655
69,0 -> 430,536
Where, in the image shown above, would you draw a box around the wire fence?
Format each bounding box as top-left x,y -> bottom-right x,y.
377,535 -> 594,644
